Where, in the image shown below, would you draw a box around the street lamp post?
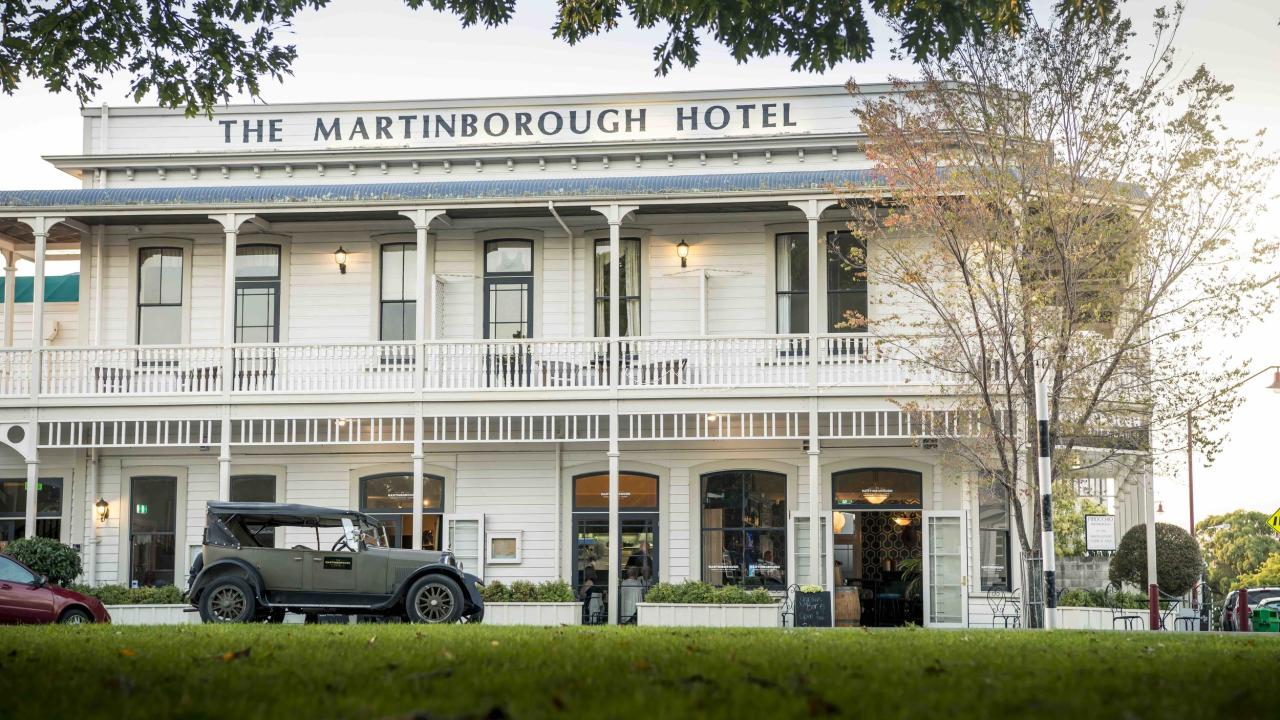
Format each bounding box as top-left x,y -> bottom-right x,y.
1183,365 -> 1280,629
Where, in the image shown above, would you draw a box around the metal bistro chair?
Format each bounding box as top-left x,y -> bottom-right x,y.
780,584 -> 800,627
986,586 -> 1022,628
1107,586 -> 1144,630
1158,590 -> 1197,631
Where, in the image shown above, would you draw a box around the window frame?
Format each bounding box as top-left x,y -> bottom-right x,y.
978,481 -> 1013,592
774,232 -> 810,335
233,243 -> 282,344
698,469 -> 788,588
592,237 -> 643,337
357,472 -> 446,550
482,239 -> 534,340
379,242 -> 417,342
0,476 -> 64,544
135,246 -> 185,345
824,230 -> 868,333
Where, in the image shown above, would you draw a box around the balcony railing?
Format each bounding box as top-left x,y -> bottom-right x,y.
5,334 -> 932,399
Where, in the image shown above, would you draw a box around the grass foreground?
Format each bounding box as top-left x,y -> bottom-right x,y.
2,625 -> 1277,720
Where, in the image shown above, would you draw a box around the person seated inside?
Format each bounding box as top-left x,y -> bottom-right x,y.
619,566 -> 647,623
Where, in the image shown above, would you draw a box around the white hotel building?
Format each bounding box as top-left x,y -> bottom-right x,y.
0,85 -> 1150,626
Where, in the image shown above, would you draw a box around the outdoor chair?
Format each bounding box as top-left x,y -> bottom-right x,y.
986,586 -> 1022,628
581,586 -> 607,625
1107,587 -> 1144,630
1157,590 -> 1196,631
625,358 -> 688,386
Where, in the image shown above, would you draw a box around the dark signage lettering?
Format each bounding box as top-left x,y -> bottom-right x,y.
221,103 -> 799,144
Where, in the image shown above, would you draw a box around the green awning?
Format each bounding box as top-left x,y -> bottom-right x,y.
0,273 -> 80,303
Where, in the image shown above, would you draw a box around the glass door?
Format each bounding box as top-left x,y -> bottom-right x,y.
130,476 -> 177,588
923,511 -> 968,628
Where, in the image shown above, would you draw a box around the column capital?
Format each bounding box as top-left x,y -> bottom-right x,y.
787,199 -> 840,222
397,208 -> 450,230
14,216 -> 67,236
208,212 -> 269,233
589,204 -> 640,225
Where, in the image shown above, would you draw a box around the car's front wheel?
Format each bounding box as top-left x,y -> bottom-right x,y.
405,575 -> 463,624
199,577 -> 256,623
58,608 -> 93,625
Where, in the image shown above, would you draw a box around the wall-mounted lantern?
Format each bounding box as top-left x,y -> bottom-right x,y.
334,246 -> 348,274
94,498 -> 110,523
676,239 -> 690,268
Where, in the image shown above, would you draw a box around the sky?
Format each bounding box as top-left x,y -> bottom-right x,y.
0,0 -> 1276,525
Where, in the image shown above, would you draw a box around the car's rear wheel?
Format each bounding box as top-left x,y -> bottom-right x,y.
59,608 -> 93,625
199,577 -> 256,623
405,575 -> 463,624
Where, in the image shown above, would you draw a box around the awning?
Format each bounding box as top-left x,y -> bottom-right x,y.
0,273 -> 79,302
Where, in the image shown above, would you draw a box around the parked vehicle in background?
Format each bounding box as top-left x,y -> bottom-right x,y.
1221,587 -> 1280,631
187,502 -> 484,624
0,555 -> 111,624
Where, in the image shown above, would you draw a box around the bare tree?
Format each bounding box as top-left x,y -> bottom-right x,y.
838,2 -> 1276,596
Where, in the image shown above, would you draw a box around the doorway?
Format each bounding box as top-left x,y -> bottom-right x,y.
831,469 -> 924,627
570,472 -> 658,624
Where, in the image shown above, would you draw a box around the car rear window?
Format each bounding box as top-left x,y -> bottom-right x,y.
1248,590 -> 1280,605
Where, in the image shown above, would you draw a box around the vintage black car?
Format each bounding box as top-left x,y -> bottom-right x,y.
187,502 -> 483,624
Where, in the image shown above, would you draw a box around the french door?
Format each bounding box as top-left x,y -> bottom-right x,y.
922,511 -> 968,628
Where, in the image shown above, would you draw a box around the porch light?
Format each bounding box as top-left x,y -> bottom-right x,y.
892,515 -> 911,527
95,498 -> 109,523
861,487 -> 892,505
334,246 -> 348,274
1268,369 -> 1280,393
676,239 -> 690,268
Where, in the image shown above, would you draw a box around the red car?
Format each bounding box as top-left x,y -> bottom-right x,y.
0,554 -> 111,624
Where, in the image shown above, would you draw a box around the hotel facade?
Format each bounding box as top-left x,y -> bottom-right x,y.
0,85 -> 1149,626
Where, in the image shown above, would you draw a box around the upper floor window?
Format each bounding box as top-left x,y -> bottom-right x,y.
235,245 -> 281,343
380,243 -> 417,341
484,240 -> 533,339
775,231 -> 868,334
594,238 -> 641,337
137,247 -> 183,344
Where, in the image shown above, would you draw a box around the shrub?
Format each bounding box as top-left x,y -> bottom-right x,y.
66,584 -> 185,605
1057,587 -> 1150,609
1109,522 -> 1203,596
642,580 -> 775,605
479,580 -> 575,603
1,537 -> 82,586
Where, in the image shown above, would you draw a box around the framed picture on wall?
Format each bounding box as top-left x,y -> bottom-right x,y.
486,531 -> 522,564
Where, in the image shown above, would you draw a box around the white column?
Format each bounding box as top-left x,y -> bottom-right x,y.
24,455 -> 39,538
2,249 -> 15,348
218,415 -> 232,501
804,203 -> 822,584
86,449 -> 99,584
30,220 -> 49,401
590,204 -> 636,625
808,438 -> 822,585
220,217 -> 238,395
1144,462 -> 1159,628
412,418 -> 425,550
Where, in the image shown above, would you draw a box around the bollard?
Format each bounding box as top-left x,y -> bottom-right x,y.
1237,588 -> 1251,632
1148,584 -> 1160,631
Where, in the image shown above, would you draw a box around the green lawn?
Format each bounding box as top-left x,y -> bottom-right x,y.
1,625 -> 1276,719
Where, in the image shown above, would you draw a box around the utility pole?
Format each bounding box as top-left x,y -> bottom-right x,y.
1036,379 -> 1057,629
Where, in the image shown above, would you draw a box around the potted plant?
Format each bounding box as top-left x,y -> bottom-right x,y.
794,584 -> 832,627
636,581 -> 781,627
479,580 -> 580,625
67,584 -> 196,625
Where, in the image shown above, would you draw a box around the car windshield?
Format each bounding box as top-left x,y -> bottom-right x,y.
1247,590 -> 1280,606
358,517 -> 389,548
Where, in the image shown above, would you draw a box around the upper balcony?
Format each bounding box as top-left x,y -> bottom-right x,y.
0,334 -> 943,404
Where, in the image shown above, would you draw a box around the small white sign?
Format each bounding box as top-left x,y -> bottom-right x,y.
1085,514 -> 1117,552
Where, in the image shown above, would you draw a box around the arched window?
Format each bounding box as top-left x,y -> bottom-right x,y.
358,473 -> 445,549
700,470 -> 786,588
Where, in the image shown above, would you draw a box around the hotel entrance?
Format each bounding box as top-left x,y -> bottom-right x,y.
571,473 -> 659,624
831,469 -> 924,626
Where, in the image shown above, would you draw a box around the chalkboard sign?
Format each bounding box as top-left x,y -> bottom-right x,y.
795,591 -> 832,627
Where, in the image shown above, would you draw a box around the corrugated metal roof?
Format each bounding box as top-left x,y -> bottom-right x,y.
0,170 -> 882,208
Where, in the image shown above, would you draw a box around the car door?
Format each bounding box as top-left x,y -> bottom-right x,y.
238,547 -> 304,592
0,557 -> 55,624
303,549 -> 358,593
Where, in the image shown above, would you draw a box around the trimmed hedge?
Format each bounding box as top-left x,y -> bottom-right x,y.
1109,522 -> 1203,596
1,537 -> 82,586
67,584 -> 186,605
480,580 -> 575,603
642,580 -> 775,605
1058,588 -> 1152,609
